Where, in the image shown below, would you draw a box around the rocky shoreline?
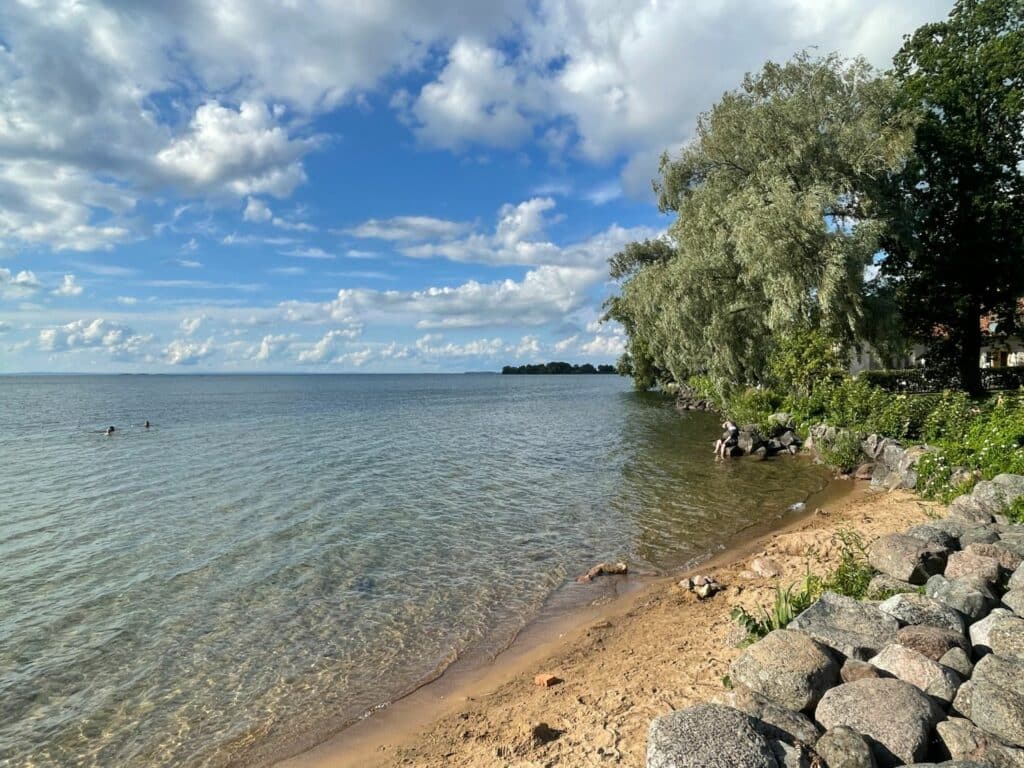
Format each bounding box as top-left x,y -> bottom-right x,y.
646,474 -> 1024,768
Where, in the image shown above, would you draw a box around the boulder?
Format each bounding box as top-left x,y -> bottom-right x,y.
906,523 -> 960,551
952,679 -> 975,719
854,463 -> 876,481
926,575 -> 996,622
867,643 -> 962,703
867,574 -> 918,599
713,685 -> 821,746
988,615 -> 1024,663
936,717 -> 1024,768
1012,564 -> 1024,591
840,659 -> 883,683
945,550 -> 1003,588
992,473 -> 1024,499
969,654 -> 1024,748
869,534 -> 947,584
738,427 -> 767,455
948,495 -> 995,525
813,725 -> 876,768
729,629 -> 839,713
970,479 -> 1014,517
965,542 -> 1022,573
969,609 -> 1016,657
647,704 -> 779,768
896,624 -> 969,661
1003,588 -> 1024,616
959,525 -> 1001,547
788,592 -> 899,660
878,592 -> 966,633
939,646 -> 974,678
815,678 -> 941,766
1000,537 -> 1024,564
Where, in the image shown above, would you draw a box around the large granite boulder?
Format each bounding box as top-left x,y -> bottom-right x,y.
813,725 -> 876,768
945,550 -> 1003,588
906,523 -> 960,551
1000,533 -> 1024,559
926,575 -> 996,622
969,609 -> 1016,657
1003,588 -> 1024,616
968,654 -> 1024,748
959,525 -> 1001,547
867,643 -> 962,703
869,534 -> 948,584
1011,564 -> 1024,591
730,630 -> 839,713
939,646 -> 975,678
896,624 -> 969,661
815,679 -> 941,767
971,480 -> 1014,517
647,704 -> 779,768
878,592 -> 966,633
788,592 -> 899,661
936,717 -> 1024,768
965,542 -> 1023,573
948,495 -> 995,525
713,685 -> 821,746
988,615 -> 1024,663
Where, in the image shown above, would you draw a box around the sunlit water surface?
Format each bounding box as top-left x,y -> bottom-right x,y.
0,375 -> 830,766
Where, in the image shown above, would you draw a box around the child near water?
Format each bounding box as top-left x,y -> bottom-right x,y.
714,420 -> 739,458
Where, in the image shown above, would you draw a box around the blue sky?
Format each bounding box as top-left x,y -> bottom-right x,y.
0,0 -> 950,372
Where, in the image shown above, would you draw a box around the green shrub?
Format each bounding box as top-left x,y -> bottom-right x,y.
820,431 -> 865,473
730,572 -> 822,641
727,387 -> 784,430
821,530 -> 875,599
1008,497 -> 1024,524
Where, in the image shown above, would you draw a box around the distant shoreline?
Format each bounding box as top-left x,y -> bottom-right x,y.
501,362 -> 616,375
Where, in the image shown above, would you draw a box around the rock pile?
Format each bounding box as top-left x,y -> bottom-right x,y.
646,474 -> 1024,767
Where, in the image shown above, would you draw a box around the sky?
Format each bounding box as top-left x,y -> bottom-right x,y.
0,0 -> 951,373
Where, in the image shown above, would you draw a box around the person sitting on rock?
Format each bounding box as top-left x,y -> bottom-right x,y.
714,420 -> 739,458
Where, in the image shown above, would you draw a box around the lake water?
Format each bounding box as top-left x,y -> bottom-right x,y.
0,374 -> 831,766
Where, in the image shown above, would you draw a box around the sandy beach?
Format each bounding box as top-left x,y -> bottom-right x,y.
277,481 -> 943,768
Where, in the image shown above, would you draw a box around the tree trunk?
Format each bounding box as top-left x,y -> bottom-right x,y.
959,303 -> 984,396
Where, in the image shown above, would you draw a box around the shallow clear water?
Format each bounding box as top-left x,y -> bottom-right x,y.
0,374 -> 830,767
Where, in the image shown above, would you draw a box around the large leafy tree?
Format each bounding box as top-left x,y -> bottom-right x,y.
607,53 -> 913,391
881,0 -> 1024,394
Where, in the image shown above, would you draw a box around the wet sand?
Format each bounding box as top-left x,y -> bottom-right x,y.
273,481 -> 941,768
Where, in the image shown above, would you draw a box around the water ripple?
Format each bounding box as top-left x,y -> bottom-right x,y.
0,375 -> 829,767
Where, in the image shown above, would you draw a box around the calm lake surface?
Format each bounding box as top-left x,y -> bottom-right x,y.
0,374 -> 831,766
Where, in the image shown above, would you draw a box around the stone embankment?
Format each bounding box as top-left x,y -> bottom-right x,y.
647,474 -> 1024,768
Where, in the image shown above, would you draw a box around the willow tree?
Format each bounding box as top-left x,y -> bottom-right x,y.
607,52 -> 914,392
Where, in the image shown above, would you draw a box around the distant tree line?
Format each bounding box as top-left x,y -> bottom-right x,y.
501,362 -> 617,375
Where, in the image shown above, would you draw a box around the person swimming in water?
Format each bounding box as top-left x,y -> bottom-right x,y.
714,420 -> 739,458
105,426 -> 115,436
143,420 -> 151,428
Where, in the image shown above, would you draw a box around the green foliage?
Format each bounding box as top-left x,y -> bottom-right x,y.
916,391 -> 1024,500
766,327 -> 848,399
608,52 -> 913,393
727,388 -> 783,431
820,431 -> 864,473
821,530 -> 875,599
881,0 -> 1024,394
731,572 -> 822,641
1008,497 -> 1024,524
